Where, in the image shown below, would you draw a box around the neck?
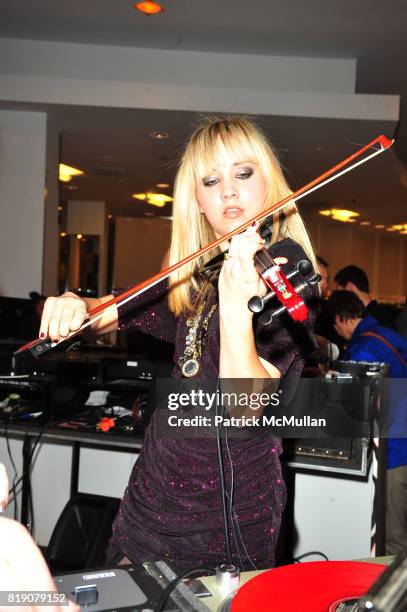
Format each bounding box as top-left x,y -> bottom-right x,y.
357,291 -> 371,307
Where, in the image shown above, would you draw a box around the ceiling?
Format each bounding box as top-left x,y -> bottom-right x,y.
0,0 -> 406,230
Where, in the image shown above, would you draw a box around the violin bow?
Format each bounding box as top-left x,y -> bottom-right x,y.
17,134 -> 393,357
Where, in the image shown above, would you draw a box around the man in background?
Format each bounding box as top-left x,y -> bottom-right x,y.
326,290 -> 407,555
334,264 -> 397,330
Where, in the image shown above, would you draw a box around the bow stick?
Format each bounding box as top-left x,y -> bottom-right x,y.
17,134 -> 394,357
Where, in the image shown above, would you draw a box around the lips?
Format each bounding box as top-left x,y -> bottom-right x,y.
223,206 -> 244,218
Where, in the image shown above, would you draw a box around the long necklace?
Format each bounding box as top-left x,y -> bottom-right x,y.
179,302 -> 217,377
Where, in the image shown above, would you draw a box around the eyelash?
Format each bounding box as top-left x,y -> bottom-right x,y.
203,168 -> 253,187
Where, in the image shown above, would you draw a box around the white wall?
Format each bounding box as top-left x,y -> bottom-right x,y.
0,436 -> 138,546
293,468 -> 375,561
0,38 -> 399,120
0,110 -> 46,298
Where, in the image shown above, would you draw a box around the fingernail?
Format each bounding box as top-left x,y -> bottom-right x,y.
39,332 -> 45,339
251,221 -> 258,228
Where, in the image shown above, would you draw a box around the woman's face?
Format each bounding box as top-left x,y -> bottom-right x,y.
196,144 -> 267,238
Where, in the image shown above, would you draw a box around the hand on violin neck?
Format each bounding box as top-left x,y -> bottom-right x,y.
218,225 -> 266,311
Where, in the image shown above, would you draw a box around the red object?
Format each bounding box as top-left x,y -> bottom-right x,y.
231,561 -> 386,612
262,265 -> 308,322
97,417 -> 115,432
17,135 -> 393,356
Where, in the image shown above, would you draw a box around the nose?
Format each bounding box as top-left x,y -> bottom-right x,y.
221,177 -> 238,200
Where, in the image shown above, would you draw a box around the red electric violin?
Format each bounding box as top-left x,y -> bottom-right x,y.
16,134 -> 394,358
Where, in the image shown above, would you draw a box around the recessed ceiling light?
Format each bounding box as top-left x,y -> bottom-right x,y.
58,205 -> 63,212
108,214 -> 113,219
132,192 -> 173,207
59,163 -> 84,183
374,224 -> 385,229
150,131 -> 169,140
359,221 -> 370,226
318,209 -> 359,223
60,232 -> 67,237
76,233 -> 83,239
156,183 -> 170,189
134,1 -> 164,15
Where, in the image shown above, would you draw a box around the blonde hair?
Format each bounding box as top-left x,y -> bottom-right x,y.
168,115 -> 317,315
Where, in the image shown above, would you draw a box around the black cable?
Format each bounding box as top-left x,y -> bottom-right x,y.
7,419 -> 52,506
215,380 -> 232,565
293,551 -> 329,563
4,418 -> 19,519
154,567 -> 215,612
224,424 -> 257,571
22,436 -> 35,535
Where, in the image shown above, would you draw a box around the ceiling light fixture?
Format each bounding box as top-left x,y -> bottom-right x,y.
134,1 -> 164,15
318,209 -> 359,223
132,192 -> 173,208
59,163 -> 84,183
150,131 -> 169,140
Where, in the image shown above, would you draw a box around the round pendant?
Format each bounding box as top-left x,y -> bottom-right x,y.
182,359 -> 200,377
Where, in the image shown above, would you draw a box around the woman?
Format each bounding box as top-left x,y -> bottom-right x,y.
40,116 -> 318,571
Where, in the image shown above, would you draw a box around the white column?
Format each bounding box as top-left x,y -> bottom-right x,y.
0,110 -> 46,298
42,115 -> 60,296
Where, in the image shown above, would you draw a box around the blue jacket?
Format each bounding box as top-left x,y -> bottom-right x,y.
344,315 -> 407,469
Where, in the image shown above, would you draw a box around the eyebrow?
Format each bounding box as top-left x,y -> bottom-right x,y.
205,160 -> 255,174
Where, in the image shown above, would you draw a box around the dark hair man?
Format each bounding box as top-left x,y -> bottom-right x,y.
334,265 -> 396,330
326,290 -> 407,555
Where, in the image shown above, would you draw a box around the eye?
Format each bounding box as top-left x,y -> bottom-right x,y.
236,167 -> 254,180
202,176 -> 219,187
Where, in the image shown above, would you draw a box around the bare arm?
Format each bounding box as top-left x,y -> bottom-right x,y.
39,293 -> 118,342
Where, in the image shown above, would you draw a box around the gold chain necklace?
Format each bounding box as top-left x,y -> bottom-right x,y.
180,302 -> 217,377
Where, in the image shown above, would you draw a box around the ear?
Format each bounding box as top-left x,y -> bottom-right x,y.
334,314 -> 341,325
345,281 -> 357,292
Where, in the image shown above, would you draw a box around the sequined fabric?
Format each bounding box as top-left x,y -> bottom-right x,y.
106,238 -> 317,571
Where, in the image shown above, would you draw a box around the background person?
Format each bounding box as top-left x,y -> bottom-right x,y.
334,264 -> 397,330
326,290 -> 407,555
0,464 -> 78,612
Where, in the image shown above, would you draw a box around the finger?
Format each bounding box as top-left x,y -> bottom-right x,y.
0,464 -> 9,511
71,303 -> 87,332
58,299 -> 86,338
39,297 -> 57,339
48,300 -> 66,342
59,307 -> 76,339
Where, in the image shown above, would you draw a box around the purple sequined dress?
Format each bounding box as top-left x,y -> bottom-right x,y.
106,238 -> 317,571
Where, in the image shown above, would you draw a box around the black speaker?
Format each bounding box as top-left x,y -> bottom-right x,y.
45,493 -> 120,572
